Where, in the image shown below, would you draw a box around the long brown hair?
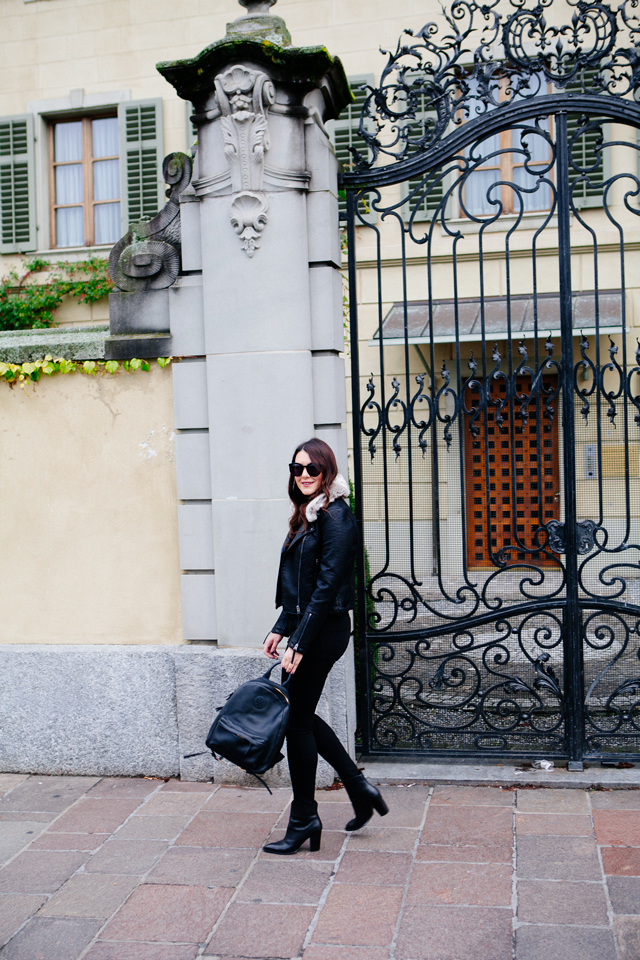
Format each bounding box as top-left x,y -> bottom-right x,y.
288,437 -> 338,535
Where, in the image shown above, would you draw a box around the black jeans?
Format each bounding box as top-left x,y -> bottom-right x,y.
285,612 -> 360,804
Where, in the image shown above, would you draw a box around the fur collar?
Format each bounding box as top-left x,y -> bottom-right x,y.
305,474 -> 350,523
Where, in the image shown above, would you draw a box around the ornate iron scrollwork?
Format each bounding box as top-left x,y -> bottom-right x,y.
545,519 -> 597,555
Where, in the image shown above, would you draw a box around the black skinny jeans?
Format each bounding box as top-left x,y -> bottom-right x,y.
285,612 -> 360,804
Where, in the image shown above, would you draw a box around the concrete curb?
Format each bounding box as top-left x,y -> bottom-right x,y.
361,760 -> 640,789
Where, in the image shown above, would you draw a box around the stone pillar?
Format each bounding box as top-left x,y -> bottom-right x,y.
158,0 -> 352,650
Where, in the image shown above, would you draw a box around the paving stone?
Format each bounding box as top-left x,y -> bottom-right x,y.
602,846 -> 640,876
86,779 -> 159,801
49,799 -> 140,835
0,812 -> 55,823
303,948 -> 390,960
0,916 -> 102,960
515,813 -> 593,836
515,923 -> 617,960
615,915 -> 640,960
416,842 -> 513,864
0,777 -> 98,814
373,785 -> 431,827
260,829 -> 344,862
0,822 -> 47,865
335,851 -> 413,886
135,793 -> 209,817
146,846 -> 255,887
0,851 -> 89,894
312,883 -> 403,946
176,812 -> 278,848
0,894 -> 47,947
85,945 -> 199,960
202,787 -> 291,813
395,904 -> 512,960
314,787 -> 351,803
347,827 -> 419,852
84,838 -> 169,875
316,802 -> 352,831
39,873 -> 139,918
101,883 -> 230,942
238,859 -> 332,904
30,833 -> 105,852
593,810 -> 640,845
407,861 -> 512,906
516,835 -> 602,880
431,785 -> 514,807
607,876 -> 640,913
114,816 -> 192,841
517,788 -> 589,814
517,879 -> 609,924
0,777 -> 28,798
159,781 -> 216,793
206,901 -> 315,957
590,791 -> 640,810
421,805 -> 513,846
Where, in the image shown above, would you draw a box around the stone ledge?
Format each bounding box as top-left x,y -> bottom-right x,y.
362,759 -> 640,789
0,325 -> 109,363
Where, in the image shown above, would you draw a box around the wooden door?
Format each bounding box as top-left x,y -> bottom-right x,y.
464,375 -> 560,568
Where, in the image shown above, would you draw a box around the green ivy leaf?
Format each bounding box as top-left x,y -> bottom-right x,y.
104,360 -> 119,374
82,361 -> 97,376
129,358 -> 143,371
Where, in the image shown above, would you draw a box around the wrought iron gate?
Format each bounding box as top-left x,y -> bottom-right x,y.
343,0 -> 640,765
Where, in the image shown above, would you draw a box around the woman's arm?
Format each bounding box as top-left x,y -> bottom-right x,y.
288,504 -> 357,655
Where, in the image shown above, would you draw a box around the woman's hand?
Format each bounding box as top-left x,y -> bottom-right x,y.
263,633 -> 282,659
282,646 -> 303,674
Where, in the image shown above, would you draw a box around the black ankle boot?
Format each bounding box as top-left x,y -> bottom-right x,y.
263,801 -> 322,855
343,773 -> 389,831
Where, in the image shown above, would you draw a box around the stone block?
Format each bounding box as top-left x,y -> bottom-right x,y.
314,425 -> 349,479
309,264 -> 344,352
175,432 -> 211,500
201,191 -> 312,356
179,195 -> 202,271
312,352 -> 347,425
180,574 -> 217,641
168,278 -> 205,357
0,646 -> 180,778
0,326 -> 108,364
178,502 -> 215,570
104,333 -> 172,360
109,289 -> 170,335
206,350 -> 315,501
172,359 -> 208,430
305,119 -> 339,194
307,191 -> 341,267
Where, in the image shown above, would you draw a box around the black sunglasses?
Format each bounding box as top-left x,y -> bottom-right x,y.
289,462 -> 322,478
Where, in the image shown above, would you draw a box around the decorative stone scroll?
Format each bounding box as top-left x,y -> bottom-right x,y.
214,64 -> 275,256
109,152 -> 192,291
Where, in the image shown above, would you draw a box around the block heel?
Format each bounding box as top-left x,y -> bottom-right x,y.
309,830 -> 322,852
374,794 -> 390,817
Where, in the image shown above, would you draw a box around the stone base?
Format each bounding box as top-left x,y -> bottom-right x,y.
0,643 -> 356,789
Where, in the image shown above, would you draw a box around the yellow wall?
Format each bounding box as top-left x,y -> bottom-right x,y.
0,364 -> 183,644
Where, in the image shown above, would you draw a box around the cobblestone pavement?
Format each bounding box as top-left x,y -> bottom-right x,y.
0,774 -> 639,959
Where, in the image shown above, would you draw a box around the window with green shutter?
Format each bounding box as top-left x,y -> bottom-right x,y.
327,76 -> 376,222
403,86 -> 445,222
118,99 -> 164,230
0,114 -> 36,254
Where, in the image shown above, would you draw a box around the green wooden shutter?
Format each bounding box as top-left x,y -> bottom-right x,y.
564,75 -> 607,209
403,85 -> 445,222
0,114 -> 36,254
118,99 -> 164,230
328,75 -> 376,222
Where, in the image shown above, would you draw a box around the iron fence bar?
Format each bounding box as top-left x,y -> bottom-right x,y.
556,111 -> 585,766
346,189 -> 371,756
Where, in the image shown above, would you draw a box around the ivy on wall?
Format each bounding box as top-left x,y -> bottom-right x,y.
0,257 -> 113,330
0,356 -> 173,387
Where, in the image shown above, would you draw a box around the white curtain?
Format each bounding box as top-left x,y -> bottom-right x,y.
92,118 -> 120,244
54,122 -> 84,246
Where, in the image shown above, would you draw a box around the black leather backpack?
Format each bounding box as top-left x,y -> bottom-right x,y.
197,662 -> 290,791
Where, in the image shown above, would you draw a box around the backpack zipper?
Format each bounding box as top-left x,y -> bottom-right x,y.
296,536 -> 306,613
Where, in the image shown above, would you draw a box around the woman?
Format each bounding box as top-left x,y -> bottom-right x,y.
263,437 -> 388,855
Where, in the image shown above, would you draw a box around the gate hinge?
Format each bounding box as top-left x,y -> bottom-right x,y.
545,519 -> 597,554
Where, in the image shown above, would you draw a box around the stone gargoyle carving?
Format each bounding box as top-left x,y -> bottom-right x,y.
109,152 -> 192,291
214,64 -> 275,256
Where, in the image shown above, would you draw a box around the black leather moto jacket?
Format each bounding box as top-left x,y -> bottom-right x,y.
272,496 -> 358,655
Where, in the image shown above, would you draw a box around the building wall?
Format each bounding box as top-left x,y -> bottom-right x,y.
0,363 -> 183,644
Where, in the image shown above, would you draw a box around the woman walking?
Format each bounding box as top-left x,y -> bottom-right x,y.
263,437 -> 388,855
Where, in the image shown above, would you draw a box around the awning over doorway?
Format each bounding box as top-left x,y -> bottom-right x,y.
370,291 -> 626,345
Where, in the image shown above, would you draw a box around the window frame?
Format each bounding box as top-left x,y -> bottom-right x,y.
48,111 -> 120,250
